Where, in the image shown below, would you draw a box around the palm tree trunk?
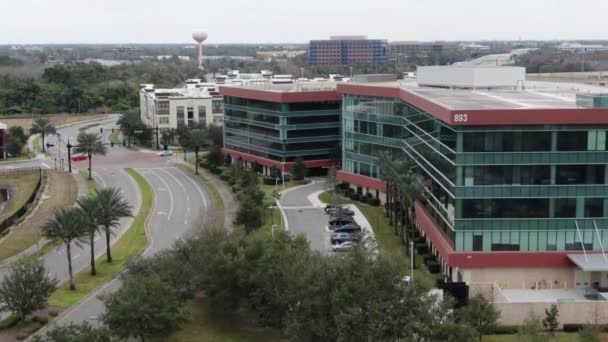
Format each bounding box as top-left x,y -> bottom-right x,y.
90,233 -> 96,275
41,133 -> 46,153
88,153 -> 92,180
195,148 -> 199,175
105,225 -> 112,263
67,243 -> 75,290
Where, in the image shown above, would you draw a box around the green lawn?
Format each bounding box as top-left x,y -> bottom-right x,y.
32,135 -> 43,155
259,179 -> 308,232
176,164 -> 225,228
47,168 -> 153,308
0,173 -> 40,224
110,130 -> 121,145
79,170 -> 97,196
319,191 -> 440,289
482,332 -> 607,341
158,299 -> 284,342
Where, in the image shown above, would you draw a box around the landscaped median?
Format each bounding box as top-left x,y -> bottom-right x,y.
47,168 -> 153,308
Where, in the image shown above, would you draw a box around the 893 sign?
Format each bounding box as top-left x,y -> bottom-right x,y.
453,113 -> 468,123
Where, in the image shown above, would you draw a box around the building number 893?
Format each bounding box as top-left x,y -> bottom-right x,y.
453,113 -> 468,123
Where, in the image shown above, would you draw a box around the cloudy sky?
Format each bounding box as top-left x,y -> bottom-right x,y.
2,0 -> 607,44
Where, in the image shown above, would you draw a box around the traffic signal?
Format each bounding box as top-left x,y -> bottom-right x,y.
100,127 -> 103,133
111,141 -> 114,147
111,128 -> 114,133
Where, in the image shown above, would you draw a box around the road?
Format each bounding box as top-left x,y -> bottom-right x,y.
0,116 -> 214,329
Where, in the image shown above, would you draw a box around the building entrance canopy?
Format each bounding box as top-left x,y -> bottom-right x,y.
568,253 -> 608,272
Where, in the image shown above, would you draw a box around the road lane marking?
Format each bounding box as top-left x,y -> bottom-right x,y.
72,253 -> 80,260
92,172 -> 107,188
41,162 -> 50,169
148,170 -> 174,221
173,167 -> 208,217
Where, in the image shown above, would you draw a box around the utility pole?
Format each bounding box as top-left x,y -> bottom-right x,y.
66,141 -> 72,173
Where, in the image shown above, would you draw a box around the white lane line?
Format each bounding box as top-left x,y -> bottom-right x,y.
92,171 -> 107,188
173,167 -> 208,214
158,167 -> 194,219
41,162 -> 50,169
72,253 -> 80,260
94,235 -> 100,242
148,170 -> 174,221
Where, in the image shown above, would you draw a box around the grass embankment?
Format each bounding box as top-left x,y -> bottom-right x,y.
319,191 -> 440,289
32,135 -> 43,155
259,180 -> 308,231
0,173 -> 40,224
0,172 -> 77,261
47,168 -> 152,308
159,298 -> 284,342
110,130 -> 121,145
483,333 -> 608,341
78,170 -> 97,195
176,164 -> 225,227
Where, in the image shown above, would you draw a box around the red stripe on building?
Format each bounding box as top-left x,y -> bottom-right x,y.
414,202 -> 585,268
222,148 -> 335,171
336,170 -> 386,192
219,86 -> 342,103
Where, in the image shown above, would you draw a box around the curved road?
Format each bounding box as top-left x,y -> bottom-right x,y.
0,116 -> 214,329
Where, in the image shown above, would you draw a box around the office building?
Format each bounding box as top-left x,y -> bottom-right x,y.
388,42 -> 452,63
140,79 -> 224,130
308,36 -> 388,65
335,66 -> 608,288
220,82 -> 342,174
558,42 -> 608,52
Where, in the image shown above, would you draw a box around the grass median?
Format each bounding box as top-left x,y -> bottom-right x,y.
47,168 -> 153,308
78,170 -> 97,195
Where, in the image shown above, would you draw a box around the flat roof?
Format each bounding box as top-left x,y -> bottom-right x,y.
219,81 -> 342,104
568,253 -> 608,272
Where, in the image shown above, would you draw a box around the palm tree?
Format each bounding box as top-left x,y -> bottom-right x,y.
189,129 -> 207,175
30,117 -> 56,153
77,196 -> 101,276
43,208 -> 85,290
73,132 -> 108,180
160,129 -> 175,150
96,187 -> 132,263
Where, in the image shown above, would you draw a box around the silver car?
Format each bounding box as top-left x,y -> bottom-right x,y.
331,241 -> 355,253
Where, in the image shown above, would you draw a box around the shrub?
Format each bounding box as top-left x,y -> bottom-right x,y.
219,174 -> 232,182
424,254 -> 437,264
210,167 -> 222,175
493,325 -> 520,334
349,193 -> 360,201
563,323 -> 584,332
415,243 -> 428,254
16,332 -> 28,340
426,260 -> 441,274
370,198 -> 381,206
262,176 -> 282,185
0,314 -> 20,330
359,196 -> 368,204
31,316 -> 48,324
48,310 -> 58,317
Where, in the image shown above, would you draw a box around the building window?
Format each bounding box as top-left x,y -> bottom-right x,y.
158,117 -> 169,125
557,131 -> 587,151
556,165 -> 605,184
176,106 -> 185,125
212,100 -> 223,114
585,198 -> 604,217
554,198 -> 576,218
157,101 -> 169,114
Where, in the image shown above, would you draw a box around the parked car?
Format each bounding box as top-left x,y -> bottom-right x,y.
328,216 -> 355,228
333,223 -> 362,234
324,204 -> 338,213
332,241 -> 355,253
327,207 -> 355,217
159,150 -> 174,157
330,232 -> 359,244
71,153 -> 87,161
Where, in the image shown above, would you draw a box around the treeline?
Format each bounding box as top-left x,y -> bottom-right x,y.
516,49 -> 599,73
0,60 -> 202,115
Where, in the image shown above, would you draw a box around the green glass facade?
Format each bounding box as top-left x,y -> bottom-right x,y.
342,94 -> 608,253
223,96 -> 341,162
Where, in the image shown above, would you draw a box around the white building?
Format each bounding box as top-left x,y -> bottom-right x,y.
557,42 -> 608,52
140,79 -> 224,130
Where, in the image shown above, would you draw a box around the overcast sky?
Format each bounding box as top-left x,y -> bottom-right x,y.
3,0 -> 607,44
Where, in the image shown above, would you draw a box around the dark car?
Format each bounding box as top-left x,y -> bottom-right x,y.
330,232 -> 359,244
324,204 -> 338,213
328,216 -> 355,228
327,207 -> 355,217
333,223 -> 362,234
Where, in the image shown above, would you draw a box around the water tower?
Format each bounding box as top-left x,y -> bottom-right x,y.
192,31 -> 208,70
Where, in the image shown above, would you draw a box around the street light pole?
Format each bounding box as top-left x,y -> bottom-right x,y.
66,141 -> 72,173
410,240 -> 414,285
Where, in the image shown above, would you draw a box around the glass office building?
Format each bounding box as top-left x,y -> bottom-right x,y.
220,83 -> 342,172
337,81 -> 608,284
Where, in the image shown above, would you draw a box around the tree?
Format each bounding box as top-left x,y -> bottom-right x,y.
459,294 -> 500,341
327,165 -> 338,191
116,110 -> 141,148
101,274 -> 186,342
160,128 -> 175,150
206,145 -> 224,170
73,132 -> 108,180
32,322 -> 113,342
189,129 -> 207,175
292,157 -> 306,180
207,124 -> 223,147
518,311 -> 545,342
239,169 -> 258,189
6,135 -> 24,156
0,259 -> 56,321
30,117 -> 56,153
96,187 -> 132,263
77,196 -> 101,276
8,126 -> 27,144
542,304 -> 559,335
43,208 -> 84,290
235,201 -> 263,233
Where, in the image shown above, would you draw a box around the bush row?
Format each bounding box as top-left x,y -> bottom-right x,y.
336,185 -> 381,207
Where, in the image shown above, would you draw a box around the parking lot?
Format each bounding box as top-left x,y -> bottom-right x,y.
278,179 -> 376,254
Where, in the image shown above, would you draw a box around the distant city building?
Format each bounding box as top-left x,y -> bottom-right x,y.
0,121 -> 6,159
558,42 -> 608,52
460,43 -> 491,50
308,36 -> 388,65
220,81 -> 342,175
256,50 -> 307,59
388,42 -> 453,63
